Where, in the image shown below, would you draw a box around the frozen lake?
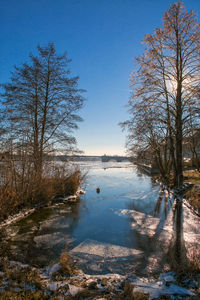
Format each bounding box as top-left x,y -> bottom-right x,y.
1,161 -> 199,276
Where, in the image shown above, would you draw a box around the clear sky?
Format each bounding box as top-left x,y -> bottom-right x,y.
1,0 -> 200,156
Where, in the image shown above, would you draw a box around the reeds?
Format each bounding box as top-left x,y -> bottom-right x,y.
0,158 -> 83,221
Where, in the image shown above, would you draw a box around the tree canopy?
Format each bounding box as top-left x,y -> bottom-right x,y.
122,1 -> 200,187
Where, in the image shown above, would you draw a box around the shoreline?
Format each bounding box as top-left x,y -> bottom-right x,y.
135,162 -> 200,214
0,259 -> 198,299
0,187 -> 86,230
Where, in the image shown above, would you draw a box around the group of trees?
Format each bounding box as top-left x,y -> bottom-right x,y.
0,43 -> 84,212
122,1 -> 200,187
1,1 -> 199,208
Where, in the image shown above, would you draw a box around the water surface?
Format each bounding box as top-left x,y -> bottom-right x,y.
1,161 -> 199,276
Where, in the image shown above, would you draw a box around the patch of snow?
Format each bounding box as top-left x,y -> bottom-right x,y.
67,284 -> 84,296
70,239 -> 143,258
46,280 -> 68,291
82,273 -> 125,281
89,263 -> 102,271
63,195 -> 78,202
9,261 -> 30,268
131,276 -> 195,299
159,272 -> 176,283
0,208 -> 35,229
77,189 -> 86,195
150,283 -> 195,299
45,263 -> 61,276
97,283 -> 105,291
119,209 -> 160,234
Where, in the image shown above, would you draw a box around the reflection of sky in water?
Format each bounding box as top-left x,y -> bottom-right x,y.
72,163 -> 160,249
3,161 -> 199,275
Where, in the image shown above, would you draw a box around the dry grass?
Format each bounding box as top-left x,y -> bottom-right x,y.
185,187 -> 200,209
183,170 -> 200,209
59,248 -> 74,275
132,291 -> 149,300
157,169 -> 200,209
0,263 -> 51,300
0,161 -> 83,221
52,169 -> 82,198
0,291 -> 51,299
183,169 -> 200,185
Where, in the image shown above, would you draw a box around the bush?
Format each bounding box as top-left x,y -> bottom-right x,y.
185,186 -> 200,210
0,161 -> 83,221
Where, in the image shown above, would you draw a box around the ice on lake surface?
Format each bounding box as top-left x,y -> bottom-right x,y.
1,161 -> 200,276
70,239 -> 143,258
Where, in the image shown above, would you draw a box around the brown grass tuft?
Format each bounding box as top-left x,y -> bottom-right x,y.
0,161 -> 84,221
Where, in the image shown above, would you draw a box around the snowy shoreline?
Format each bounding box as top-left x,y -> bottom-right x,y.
0,260 -> 198,299
0,187 -> 86,230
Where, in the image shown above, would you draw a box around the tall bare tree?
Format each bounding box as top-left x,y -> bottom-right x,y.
122,1 -> 200,187
2,43 -> 85,177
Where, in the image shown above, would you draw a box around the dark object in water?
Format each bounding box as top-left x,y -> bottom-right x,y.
96,187 -> 100,194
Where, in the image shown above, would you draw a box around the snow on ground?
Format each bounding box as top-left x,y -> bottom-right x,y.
0,258 -> 198,299
131,276 -> 195,299
40,261 -> 196,298
0,208 -> 35,229
182,201 -> 200,262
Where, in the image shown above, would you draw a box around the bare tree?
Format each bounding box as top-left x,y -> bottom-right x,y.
122,1 -> 200,187
2,43 -> 85,177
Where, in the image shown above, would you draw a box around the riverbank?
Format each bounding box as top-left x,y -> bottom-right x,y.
0,164 -> 83,223
0,187 -> 86,231
0,259 -> 199,299
134,162 -> 160,175
183,170 -> 200,212
136,162 -> 200,212
0,162 -> 199,299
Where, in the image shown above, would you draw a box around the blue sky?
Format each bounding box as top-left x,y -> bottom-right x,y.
1,0 -> 200,155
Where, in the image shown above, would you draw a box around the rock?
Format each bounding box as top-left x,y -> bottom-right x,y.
96,187 -> 100,194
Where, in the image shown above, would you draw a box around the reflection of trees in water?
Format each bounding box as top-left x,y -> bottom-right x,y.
153,190 -> 189,270
135,166 -> 146,178
154,189 -> 188,269
154,188 -> 164,216
125,187 -> 190,275
154,188 -> 173,218
168,199 -> 188,269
